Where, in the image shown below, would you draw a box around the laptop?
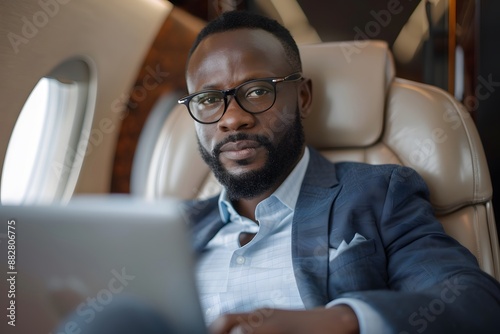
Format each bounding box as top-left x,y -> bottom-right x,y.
0,196 -> 207,334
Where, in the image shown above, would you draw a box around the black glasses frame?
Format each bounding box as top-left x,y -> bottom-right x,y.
178,72 -> 303,124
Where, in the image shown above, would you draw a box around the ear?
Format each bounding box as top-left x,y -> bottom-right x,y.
298,78 -> 313,119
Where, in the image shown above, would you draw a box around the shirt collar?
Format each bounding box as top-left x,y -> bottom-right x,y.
218,147 -> 310,223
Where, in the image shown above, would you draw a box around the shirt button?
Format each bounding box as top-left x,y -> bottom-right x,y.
236,256 -> 245,265
206,308 -> 212,316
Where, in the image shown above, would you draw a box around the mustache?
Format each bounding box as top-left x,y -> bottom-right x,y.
212,133 -> 272,156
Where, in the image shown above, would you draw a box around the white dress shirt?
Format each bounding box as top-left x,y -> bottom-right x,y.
196,148 -> 310,324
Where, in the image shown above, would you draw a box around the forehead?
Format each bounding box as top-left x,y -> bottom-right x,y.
186,29 -> 292,91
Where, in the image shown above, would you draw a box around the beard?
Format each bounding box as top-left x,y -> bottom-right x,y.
197,107 -> 305,201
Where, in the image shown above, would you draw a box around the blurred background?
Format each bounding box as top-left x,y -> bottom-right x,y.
2,0 -> 497,233
110,0 -> 499,226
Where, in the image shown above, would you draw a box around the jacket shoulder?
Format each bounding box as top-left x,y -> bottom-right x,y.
334,161 -> 410,181
332,161 -> 429,202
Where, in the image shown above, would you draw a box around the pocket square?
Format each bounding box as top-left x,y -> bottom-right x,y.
329,233 -> 367,262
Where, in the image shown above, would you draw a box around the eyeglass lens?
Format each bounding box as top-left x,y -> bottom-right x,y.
189,80 -> 276,123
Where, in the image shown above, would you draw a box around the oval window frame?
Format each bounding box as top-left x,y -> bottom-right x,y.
1,58 -> 96,204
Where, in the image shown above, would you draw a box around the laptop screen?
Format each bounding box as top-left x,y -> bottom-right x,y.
0,195 -> 207,334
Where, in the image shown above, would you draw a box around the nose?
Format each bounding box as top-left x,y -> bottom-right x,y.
217,96 -> 255,132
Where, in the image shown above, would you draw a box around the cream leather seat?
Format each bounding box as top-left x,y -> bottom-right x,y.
137,40 -> 500,280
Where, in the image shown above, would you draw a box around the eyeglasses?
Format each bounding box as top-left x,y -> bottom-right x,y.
178,72 -> 302,124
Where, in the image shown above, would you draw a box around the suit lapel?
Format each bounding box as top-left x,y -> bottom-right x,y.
187,197 -> 225,253
292,148 -> 342,308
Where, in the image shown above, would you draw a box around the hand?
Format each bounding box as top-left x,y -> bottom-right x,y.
209,305 -> 360,334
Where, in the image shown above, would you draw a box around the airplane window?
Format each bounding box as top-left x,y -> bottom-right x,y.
1,59 -> 93,205
1,78 -> 50,204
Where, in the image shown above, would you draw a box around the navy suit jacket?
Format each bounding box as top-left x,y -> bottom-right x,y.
185,147 -> 500,333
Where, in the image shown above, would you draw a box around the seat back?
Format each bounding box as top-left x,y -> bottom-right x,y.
139,41 -> 500,280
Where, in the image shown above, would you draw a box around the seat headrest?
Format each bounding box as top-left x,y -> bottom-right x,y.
300,41 -> 395,148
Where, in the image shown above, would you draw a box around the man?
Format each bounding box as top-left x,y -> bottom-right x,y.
179,10 -> 500,334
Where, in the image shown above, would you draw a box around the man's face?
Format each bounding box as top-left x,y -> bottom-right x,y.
186,29 -> 311,200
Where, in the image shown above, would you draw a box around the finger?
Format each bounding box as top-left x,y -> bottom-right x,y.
229,325 -> 245,334
209,313 -> 247,334
210,309 -> 282,334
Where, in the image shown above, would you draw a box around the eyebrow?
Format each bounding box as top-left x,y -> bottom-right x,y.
199,84 -> 221,90
198,73 -> 280,91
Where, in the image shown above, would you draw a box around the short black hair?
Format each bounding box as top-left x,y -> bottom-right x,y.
188,11 -> 302,72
